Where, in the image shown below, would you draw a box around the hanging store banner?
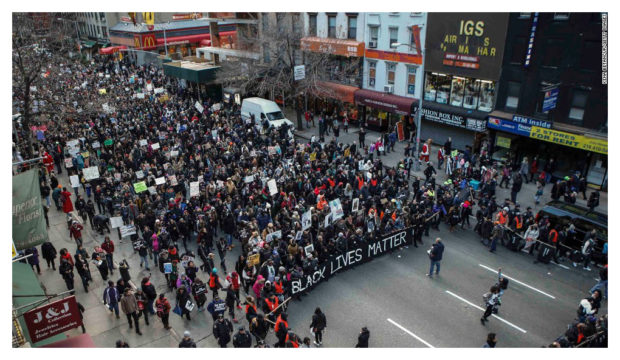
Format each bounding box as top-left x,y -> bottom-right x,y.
23,296 -> 82,343
291,228 -> 413,295
425,13 -> 509,80
529,126 -> 608,155
13,170 -> 48,250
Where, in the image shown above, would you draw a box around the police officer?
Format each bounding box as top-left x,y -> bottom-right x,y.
233,326 -> 252,348
213,314 -> 233,348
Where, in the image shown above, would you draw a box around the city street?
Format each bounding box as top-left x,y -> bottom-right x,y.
34,124 -> 606,348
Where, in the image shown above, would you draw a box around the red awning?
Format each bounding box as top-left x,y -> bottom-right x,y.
354,89 -> 418,116
199,39 -> 211,46
41,334 -> 95,348
316,81 -> 359,103
98,46 -> 127,55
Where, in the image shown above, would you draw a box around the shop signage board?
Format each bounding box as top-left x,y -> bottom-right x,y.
524,13 -> 540,68
512,115 -> 552,129
300,37 -> 365,57
542,87 -> 560,112
294,65 -> 305,81
421,107 -> 486,132
12,169 -> 48,250
23,296 -> 82,343
425,13 -> 509,80
488,116 -> 608,155
496,136 -> 512,148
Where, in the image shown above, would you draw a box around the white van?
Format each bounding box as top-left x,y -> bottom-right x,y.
240,97 -> 295,130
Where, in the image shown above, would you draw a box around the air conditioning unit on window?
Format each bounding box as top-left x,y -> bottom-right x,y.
369,40 -> 377,49
384,84 -> 394,93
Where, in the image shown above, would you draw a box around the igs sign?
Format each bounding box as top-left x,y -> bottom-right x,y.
23,296 -> 82,343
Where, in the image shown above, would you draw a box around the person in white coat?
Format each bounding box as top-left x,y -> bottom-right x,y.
522,223 -> 539,254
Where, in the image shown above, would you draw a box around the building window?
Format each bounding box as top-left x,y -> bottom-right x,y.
263,44 -> 270,63
262,13 -> 269,32
308,13 -> 317,36
463,79 -> 481,110
425,72 -> 451,104
347,16 -> 357,40
292,13 -> 301,34
407,66 -> 416,95
542,39 -> 564,67
518,13 -> 531,19
478,81 -> 496,112
389,27 -> 398,48
450,77 -> 465,107
368,61 -> 376,87
554,13 -> 570,20
568,89 -> 588,123
409,29 -> 418,53
505,81 -> 521,110
369,26 -> 379,47
276,13 -> 286,33
386,63 -> 396,85
580,41 -> 602,71
410,12 -> 423,17
510,37 -> 528,65
328,15 -> 337,38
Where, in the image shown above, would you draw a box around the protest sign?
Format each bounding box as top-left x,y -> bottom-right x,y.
64,158 -> 73,168
170,150 -> 179,157
168,175 -> 178,186
69,175 -> 80,188
155,177 -> 166,185
248,253 -> 260,266
309,152 -> 317,161
190,181 -> 200,197
329,199 -> 344,221
120,225 -> 137,238
291,228 -> 413,295
110,216 -> 123,229
83,166 -> 100,181
244,175 -> 254,183
195,101 -> 204,113
135,170 -> 144,179
92,141 -> 100,149
104,139 -> 114,146
266,230 -> 282,243
352,198 -> 360,213
151,143 -> 160,150
164,263 -> 173,274
133,181 -> 147,193
302,210 -> 312,231
305,244 -> 314,257
147,186 -> 157,195
139,139 -> 147,146
114,172 -> 121,181
267,179 -> 278,195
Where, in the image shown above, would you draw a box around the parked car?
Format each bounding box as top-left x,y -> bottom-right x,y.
240,97 -> 295,131
536,201 -> 607,264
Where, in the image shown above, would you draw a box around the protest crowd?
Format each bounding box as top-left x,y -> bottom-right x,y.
13,52 -> 606,348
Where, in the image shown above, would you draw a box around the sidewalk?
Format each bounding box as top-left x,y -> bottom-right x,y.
289,117 -> 608,215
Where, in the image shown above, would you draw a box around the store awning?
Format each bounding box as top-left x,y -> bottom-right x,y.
300,37 -> 365,57
41,334 -> 95,348
163,60 -> 219,83
98,46 -> 127,55
315,81 -> 359,103
80,40 -> 96,48
354,89 -> 418,115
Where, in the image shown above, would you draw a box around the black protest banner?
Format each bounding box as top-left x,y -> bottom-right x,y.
291,227 -> 413,295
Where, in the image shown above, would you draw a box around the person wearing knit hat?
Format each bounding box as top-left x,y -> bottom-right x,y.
179,331 -> 196,348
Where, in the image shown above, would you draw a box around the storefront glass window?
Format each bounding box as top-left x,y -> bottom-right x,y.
450,77 -> 465,107
368,61 -> 376,88
463,79 -> 480,110
435,74 -> 451,104
478,80 -> 495,112
407,66 -> 416,95
424,72 -> 437,101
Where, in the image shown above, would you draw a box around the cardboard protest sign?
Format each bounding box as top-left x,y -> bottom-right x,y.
104,139 -> 114,146
83,166 -> 100,181
155,177 -> 166,185
309,152 -> 317,161
352,198 -> 360,213
305,244 -> 314,257
324,214 -> 331,228
168,175 -> 178,186
135,170 -> 145,179
110,216 -> 124,229
133,181 -> 147,193
139,139 -> 148,146
147,186 -> 157,195
244,175 -> 254,183
92,141 -> 100,149
248,253 -> 260,266
163,263 -> 173,274
265,230 -> 282,243
195,101 -> 204,113
151,143 -> 160,150
64,158 -> 73,168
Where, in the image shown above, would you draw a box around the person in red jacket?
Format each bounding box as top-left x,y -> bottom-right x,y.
61,187 -> 74,214
101,236 -> 115,275
155,293 -> 172,330
226,271 -> 242,309
69,220 -> 84,246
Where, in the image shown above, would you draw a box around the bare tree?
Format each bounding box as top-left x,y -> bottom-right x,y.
12,13 -> 104,158
216,13 -> 359,130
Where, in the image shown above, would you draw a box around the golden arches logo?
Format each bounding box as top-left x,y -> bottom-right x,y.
142,35 -> 156,48
134,36 -> 142,48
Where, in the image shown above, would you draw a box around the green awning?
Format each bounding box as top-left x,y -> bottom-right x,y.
81,40 -> 96,48
13,262 -> 66,347
97,41 -> 110,47
163,62 -> 219,84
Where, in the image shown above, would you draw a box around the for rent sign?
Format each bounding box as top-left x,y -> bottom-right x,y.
23,296 -> 82,343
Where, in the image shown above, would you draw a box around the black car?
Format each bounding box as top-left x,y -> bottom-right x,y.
535,201 -> 607,259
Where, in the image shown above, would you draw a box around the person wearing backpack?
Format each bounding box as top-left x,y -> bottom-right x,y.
578,231 -> 596,271
309,307 -> 327,347
155,293 -> 171,330
495,268 -> 509,311
481,285 -> 500,325
577,298 -> 595,323
426,238 -> 444,277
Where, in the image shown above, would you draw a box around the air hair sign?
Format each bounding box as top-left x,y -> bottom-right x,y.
291,228 -> 413,294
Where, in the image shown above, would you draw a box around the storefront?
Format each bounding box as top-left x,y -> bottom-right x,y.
487,111 -> 608,188
418,101 -> 488,152
354,89 -> 417,132
300,37 -> 364,122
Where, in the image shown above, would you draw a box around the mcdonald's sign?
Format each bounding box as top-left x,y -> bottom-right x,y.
142,34 -> 157,49
133,35 -> 142,48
